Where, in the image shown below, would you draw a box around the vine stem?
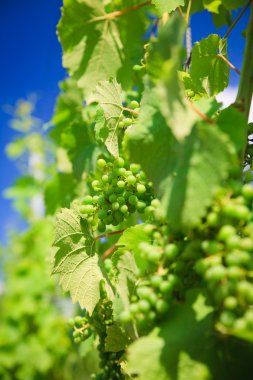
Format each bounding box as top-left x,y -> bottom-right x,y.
223,0 -> 253,39
123,107 -> 139,115
186,99 -> 214,124
217,54 -> 241,75
101,244 -> 118,261
236,4 -> 253,120
95,229 -> 125,240
90,1 -> 151,23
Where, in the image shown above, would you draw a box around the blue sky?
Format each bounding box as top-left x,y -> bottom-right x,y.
0,1 -> 250,243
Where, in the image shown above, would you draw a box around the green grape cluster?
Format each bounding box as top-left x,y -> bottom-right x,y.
80,156 -> 155,232
119,182 -> 253,335
68,314 -> 92,344
194,183 -> 253,332
90,287 -> 125,380
119,223 -> 191,330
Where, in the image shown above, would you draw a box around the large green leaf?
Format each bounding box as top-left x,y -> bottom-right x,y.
58,0 -> 148,101
146,16 -> 198,140
52,208 -> 110,314
190,34 -> 230,96
126,290 -> 224,380
125,81 -> 232,228
152,0 -> 185,15
93,78 -> 123,157
51,78 -> 100,179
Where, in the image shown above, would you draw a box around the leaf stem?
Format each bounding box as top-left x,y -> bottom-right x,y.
90,1 -> 151,23
236,4 -> 253,119
217,54 -> 241,75
95,229 -> 125,240
223,0 -> 253,39
186,99 -> 214,124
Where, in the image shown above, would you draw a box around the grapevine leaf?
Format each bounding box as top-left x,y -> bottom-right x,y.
117,224 -> 152,273
146,16 -> 198,140
217,106 -> 248,153
125,84 -> 233,227
58,0 -> 148,101
126,290 -> 224,380
190,34 -> 230,96
51,78 -> 100,179
152,0 -> 185,15
105,324 -> 129,352
222,0 -> 248,10
52,208 -> 110,314
93,78 -> 123,157
111,249 -> 138,312
203,0 -> 222,13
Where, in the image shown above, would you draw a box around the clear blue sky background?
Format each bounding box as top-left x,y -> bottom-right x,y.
0,1 -> 250,244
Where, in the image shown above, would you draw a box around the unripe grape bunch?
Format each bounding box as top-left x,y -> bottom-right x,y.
120,182 -> 253,337
79,156 -> 156,232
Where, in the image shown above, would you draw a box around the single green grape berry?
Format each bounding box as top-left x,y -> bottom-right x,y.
151,199 -> 160,208
220,311 -> 236,327
73,330 -> 80,338
218,225 -> 237,242
150,275 -> 162,287
115,157 -> 125,168
242,183 -> 253,200
117,180 -> 125,188
80,205 -> 94,215
234,318 -> 247,331
82,195 -> 93,205
207,212 -> 219,226
102,175 -> 109,183
98,221 -> 106,232
159,281 -> 173,294
137,201 -> 146,212
117,167 -> 126,176
92,195 -> 99,204
98,209 -> 107,220
205,265 -> 226,283
164,244 -> 179,260
224,296 -> 237,310
156,299 -> 169,314
124,118 -> 132,126
137,183 -> 146,194
138,171 -> 146,180
138,299 -> 151,312
117,196 -> 125,205
97,158 -> 106,168
120,205 -> 128,213
91,180 -> 100,189
74,316 -> 83,325
130,163 -> 140,174
130,100 -> 139,109
127,175 -> 137,185
98,195 -> 106,206
144,206 -> 155,217
74,337 -> 81,344
112,202 -> 120,211
245,310 -> 253,328
137,286 -> 152,299
129,195 -> 138,205
109,194 -> 117,203
147,249 -> 162,263
119,121 -> 125,128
